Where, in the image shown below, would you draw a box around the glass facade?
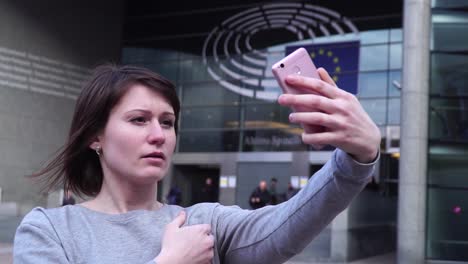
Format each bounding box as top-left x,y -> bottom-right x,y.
427,0 -> 468,261
122,28 -> 402,153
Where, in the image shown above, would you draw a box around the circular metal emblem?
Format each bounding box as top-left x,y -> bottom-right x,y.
202,2 -> 359,101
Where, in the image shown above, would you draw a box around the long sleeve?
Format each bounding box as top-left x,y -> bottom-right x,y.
213,149 -> 377,264
14,210 -> 70,263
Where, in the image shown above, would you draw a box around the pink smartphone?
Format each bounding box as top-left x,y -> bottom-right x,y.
271,47 -> 319,95
272,47 -> 324,136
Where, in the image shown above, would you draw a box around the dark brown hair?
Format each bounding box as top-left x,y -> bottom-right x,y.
33,64 -> 180,197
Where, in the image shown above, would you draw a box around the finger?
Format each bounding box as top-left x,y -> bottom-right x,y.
289,112 -> 341,129
285,75 -> 341,99
278,93 -> 337,114
317,67 -> 337,87
170,210 -> 186,228
199,224 -> 212,235
301,132 -> 337,146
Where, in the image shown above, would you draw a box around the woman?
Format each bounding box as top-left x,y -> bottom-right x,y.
14,64 -> 380,263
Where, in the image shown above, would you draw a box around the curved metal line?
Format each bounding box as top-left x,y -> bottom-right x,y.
234,34 -> 242,54
256,90 -> 280,101
269,24 -> 288,29
230,58 -> 263,76
299,10 -> 330,23
223,31 -> 234,57
207,67 -> 254,97
331,21 -> 344,34
252,49 -> 267,58
222,7 -> 259,26
295,15 -> 318,26
245,34 -> 252,51
319,24 -> 330,36
343,18 -> 359,33
267,19 -> 290,24
242,54 -> 266,67
264,9 -> 297,15
220,63 -> 260,86
263,3 -> 302,9
212,30 -> 224,62
291,20 -> 308,30
236,17 -> 267,31
261,79 -> 279,88
229,12 -> 263,29
266,14 -> 294,20
244,21 -> 268,32
297,30 -> 304,40
219,63 -> 250,83
307,28 -> 316,38
202,27 -> 219,64
304,4 -> 340,19
285,25 -> 298,33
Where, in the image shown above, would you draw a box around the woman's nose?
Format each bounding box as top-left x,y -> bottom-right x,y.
147,122 -> 166,144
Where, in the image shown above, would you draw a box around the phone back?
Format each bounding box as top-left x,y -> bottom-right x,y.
271,47 -> 319,94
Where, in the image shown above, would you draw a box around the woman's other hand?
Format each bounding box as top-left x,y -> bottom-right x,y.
155,211 -> 214,264
278,68 -> 381,163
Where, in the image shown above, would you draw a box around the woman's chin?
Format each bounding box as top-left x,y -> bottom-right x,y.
135,169 -> 166,183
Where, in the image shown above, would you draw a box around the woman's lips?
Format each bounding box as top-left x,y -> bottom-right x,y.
142,152 -> 165,165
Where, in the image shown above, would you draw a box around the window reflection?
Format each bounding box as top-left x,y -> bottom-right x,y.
358,71 -> 387,98
360,45 -> 389,71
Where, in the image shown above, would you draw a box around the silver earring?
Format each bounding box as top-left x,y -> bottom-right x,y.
95,146 -> 101,156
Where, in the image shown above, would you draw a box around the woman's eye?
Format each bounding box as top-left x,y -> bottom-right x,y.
162,119 -> 174,127
131,117 -> 147,124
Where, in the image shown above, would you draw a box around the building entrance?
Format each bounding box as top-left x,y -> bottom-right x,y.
172,165 -> 220,207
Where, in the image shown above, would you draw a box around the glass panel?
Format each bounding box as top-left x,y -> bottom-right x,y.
145,61 -> 179,83
359,45 -> 389,71
359,29 -> 389,45
180,106 -> 240,129
357,71 -> 387,98
388,70 -> 402,97
429,98 -> 468,141
432,0 -> 468,8
431,53 -> 468,96
179,59 -> 210,82
242,129 -> 307,151
428,152 -> 468,186
178,130 -> 239,152
360,99 -> 387,125
121,47 -> 160,64
244,104 -> 291,124
390,28 -> 403,42
427,187 -> 468,261
388,98 -> 401,125
432,11 -> 468,52
389,43 -> 402,69
181,81 -> 240,106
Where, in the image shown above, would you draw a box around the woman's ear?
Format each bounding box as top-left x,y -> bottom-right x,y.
89,136 -> 101,150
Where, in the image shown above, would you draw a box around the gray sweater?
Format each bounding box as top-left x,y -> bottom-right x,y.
13,149 -> 376,264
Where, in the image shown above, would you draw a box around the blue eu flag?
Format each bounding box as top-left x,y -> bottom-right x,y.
285,41 -> 360,94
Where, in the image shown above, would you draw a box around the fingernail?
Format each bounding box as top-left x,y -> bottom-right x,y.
289,113 -> 295,121
278,94 -> 289,103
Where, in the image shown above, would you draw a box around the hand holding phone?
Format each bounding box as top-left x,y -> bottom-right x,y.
272,47 -> 325,137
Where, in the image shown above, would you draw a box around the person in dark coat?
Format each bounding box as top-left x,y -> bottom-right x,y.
249,180 -> 271,209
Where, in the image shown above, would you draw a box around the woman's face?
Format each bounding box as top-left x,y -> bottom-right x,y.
94,84 -> 177,185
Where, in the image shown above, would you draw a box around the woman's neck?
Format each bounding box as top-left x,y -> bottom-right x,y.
81,178 -> 161,214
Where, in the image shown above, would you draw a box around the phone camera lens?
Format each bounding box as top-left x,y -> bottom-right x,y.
280,63 -> 284,68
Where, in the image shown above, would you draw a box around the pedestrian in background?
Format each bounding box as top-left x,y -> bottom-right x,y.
249,180 -> 271,209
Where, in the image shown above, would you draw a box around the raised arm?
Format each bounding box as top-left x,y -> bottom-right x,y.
213,68 -> 381,264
